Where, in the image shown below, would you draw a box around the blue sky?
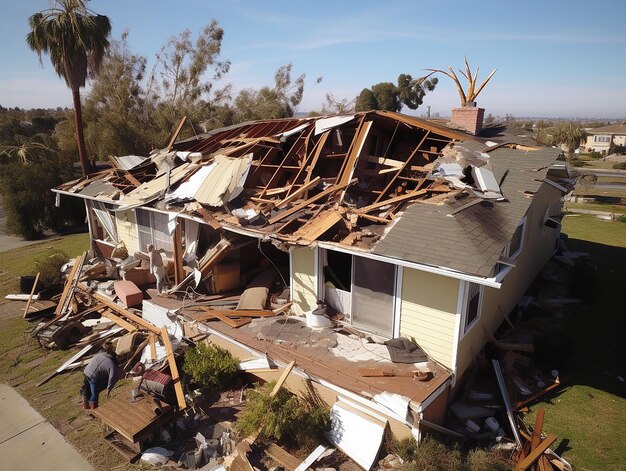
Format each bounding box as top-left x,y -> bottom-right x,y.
1,0 -> 625,118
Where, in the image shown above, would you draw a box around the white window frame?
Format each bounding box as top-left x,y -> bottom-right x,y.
318,248 -> 399,339
135,208 -> 173,253
460,280 -> 483,337
495,216 -> 527,280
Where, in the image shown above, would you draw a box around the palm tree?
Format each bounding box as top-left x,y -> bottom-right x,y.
27,0 -> 111,175
552,122 -> 587,158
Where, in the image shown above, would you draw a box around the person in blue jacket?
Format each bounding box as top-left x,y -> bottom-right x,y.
81,339 -> 120,409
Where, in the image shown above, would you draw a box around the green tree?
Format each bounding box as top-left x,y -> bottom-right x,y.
354,88 -> 378,112
320,92 -> 355,115
354,73 -> 437,112
232,64 -> 309,122
148,21 -> 231,141
27,0 -> 111,175
552,122 -> 587,157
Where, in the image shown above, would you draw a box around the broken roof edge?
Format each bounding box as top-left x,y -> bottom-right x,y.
52,187 -> 120,205
316,241 -> 502,289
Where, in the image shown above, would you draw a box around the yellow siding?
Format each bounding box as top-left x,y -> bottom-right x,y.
115,209 -> 140,254
455,183 -> 562,376
291,247 -> 318,314
400,268 -> 459,369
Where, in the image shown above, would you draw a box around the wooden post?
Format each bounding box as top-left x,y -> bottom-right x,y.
160,327 -> 187,410
23,272 -> 40,318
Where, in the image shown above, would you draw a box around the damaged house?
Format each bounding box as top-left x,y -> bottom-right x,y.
53,110 -> 571,450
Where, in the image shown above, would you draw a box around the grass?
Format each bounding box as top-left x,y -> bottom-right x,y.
0,233 -> 89,297
0,232 -> 136,470
564,202 -> 626,215
522,215 -> 626,470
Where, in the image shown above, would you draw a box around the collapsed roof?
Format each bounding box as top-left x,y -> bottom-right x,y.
55,111 -> 569,279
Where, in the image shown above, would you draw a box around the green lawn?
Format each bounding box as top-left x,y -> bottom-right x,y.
525,215 -> 626,470
0,233 -> 89,297
564,202 -> 626,215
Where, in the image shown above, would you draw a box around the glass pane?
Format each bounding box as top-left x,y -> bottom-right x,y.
352,257 -> 395,337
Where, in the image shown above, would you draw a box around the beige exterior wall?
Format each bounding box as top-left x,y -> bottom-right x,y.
115,209 -> 140,254
291,247 -> 318,315
399,268 -> 460,369
455,183 -> 562,376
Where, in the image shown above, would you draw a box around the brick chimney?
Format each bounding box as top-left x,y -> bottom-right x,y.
450,104 -> 484,135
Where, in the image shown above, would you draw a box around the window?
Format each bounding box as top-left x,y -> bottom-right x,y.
463,282 -> 482,334
495,217 -> 526,277
593,135 -> 611,143
505,218 -> 526,259
136,209 -> 173,253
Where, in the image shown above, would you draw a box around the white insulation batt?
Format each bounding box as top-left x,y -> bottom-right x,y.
326,402 -> 387,470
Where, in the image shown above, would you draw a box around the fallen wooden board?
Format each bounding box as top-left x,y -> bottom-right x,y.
265,443 -> 301,471
514,378 -> 561,410
198,310 -> 252,328
358,367 -> 415,377
92,291 -> 161,334
160,327 -> 186,410
295,445 -> 327,471
198,308 -> 277,319
54,252 -> 86,319
100,309 -> 138,333
516,435 -> 557,471
22,272 -> 40,318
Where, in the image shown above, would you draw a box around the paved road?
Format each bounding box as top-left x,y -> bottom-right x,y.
0,384 -> 92,471
0,203 -> 42,252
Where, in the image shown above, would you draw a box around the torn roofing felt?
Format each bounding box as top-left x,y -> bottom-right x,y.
54,111 -> 567,279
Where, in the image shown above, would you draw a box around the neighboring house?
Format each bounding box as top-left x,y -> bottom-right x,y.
53,111 -> 570,440
585,123 -> 626,154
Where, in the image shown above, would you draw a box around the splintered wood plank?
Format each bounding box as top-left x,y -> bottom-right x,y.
373,131 -> 430,204
337,121 -> 372,203
265,443 -> 301,471
271,360 -> 295,397
198,308 -> 276,318
200,310 -> 252,328
530,408 -> 545,451
23,272 -> 40,318
358,367 -> 415,377
301,131 -> 329,189
359,189 -> 427,213
166,116 -> 187,150
293,209 -> 343,241
54,252 -> 86,318
194,206 -> 222,230
516,435 -> 557,471
199,239 -> 232,277
276,176 -> 321,209
160,327 -> 187,410
149,334 -> 157,361
100,309 -> 138,333
267,180 -> 352,225
92,292 -> 161,334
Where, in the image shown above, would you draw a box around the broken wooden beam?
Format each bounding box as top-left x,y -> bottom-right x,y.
199,309 -> 252,328
275,176 -> 321,209
23,272 -> 40,319
516,435 -> 558,471
359,189 -> 427,213
160,327 -> 187,410
91,292 -> 161,335
268,179 -> 354,225
100,309 -> 138,333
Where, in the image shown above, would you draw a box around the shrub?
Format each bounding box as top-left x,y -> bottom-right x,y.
236,381 -> 330,448
35,250 -> 69,288
393,436 -> 419,462
182,343 -> 238,392
401,435 -> 464,471
617,215 -> 626,223
466,448 -> 513,471
612,162 -> 626,170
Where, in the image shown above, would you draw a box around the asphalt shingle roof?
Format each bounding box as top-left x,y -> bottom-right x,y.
373,145 -> 560,277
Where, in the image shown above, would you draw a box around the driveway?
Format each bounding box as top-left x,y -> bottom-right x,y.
0,384 -> 92,470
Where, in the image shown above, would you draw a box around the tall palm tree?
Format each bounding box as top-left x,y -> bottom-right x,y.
27,0 -> 111,175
